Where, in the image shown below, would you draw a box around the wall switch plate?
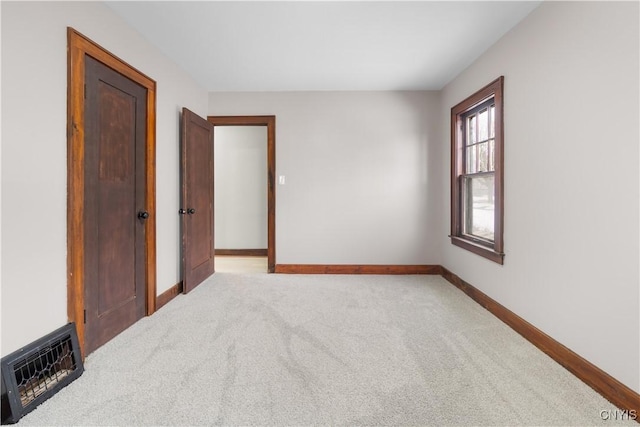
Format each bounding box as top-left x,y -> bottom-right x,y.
278,175 -> 286,185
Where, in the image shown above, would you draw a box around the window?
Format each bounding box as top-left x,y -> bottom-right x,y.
451,77 -> 504,264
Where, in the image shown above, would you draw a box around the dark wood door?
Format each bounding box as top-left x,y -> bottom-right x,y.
181,108 -> 215,293
83,56 -> 147,354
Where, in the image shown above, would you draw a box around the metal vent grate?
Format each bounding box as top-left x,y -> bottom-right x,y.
1,323 -> 84,424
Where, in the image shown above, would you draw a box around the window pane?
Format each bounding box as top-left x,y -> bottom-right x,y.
466,146 -> 477,173
489,105 -> 495,138
467,115 -> 476,145
489,139 -> 495,171
478,108 -> 488,141
478,142 -> 489,172
463,174 -> 495,241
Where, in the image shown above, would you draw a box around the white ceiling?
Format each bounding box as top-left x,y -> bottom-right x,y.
105,1 -> 541,92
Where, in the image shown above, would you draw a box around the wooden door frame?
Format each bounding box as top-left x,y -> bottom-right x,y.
67,28 -> 157,357
207,116 -> 276,273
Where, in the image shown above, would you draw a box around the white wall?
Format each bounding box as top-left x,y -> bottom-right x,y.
1,1 -> 208,356
209,91 -> 442,265
440,1 -> 639,392
214,126 -> 268,249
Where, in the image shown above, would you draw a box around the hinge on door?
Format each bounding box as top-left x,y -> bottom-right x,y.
84,84 -> 87,99
83,309 -> 86,324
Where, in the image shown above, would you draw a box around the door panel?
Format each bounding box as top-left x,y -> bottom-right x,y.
181,108 -> 215,293
84,55 -> 147,355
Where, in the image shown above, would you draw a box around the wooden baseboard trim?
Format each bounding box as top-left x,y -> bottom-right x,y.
155,281 -> 183,311
440,267 -> 640,416
274,264 -> 443,275
215,249 -> 268,257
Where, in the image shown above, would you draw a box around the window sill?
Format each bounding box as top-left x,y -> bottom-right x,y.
450,236 -> 504,265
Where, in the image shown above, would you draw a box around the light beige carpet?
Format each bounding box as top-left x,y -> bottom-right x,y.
215,256 -> 267,274
17,273 -> 635,426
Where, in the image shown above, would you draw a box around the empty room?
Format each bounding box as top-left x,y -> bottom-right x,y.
1,1 -> 638,425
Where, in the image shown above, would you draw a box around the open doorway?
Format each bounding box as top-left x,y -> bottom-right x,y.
208,116 -> 276,273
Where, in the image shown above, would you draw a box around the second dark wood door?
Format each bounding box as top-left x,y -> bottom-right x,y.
83,55 -> 147,355
181,108 -> 215,293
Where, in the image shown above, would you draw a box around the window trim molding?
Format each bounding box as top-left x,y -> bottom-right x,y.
450,76 -> 504,264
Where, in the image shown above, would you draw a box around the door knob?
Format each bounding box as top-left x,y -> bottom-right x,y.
187,208 -> 196,214
138,211 -> 149,219
178,209 -> 187,215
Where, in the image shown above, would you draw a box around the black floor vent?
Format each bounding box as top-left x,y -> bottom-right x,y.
1,323 -> 84,424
